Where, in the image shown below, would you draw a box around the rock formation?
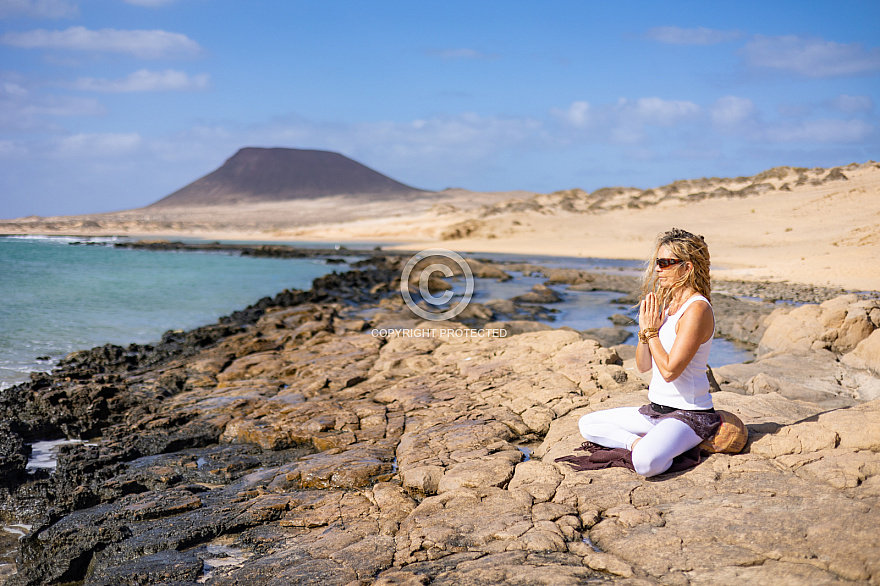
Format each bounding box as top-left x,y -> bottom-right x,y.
149,147 -> 430,207
0,258 -> 878,584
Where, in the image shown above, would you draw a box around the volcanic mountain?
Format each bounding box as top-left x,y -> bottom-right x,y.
148,147 -> 430,207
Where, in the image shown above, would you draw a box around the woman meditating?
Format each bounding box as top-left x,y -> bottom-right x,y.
575,227 -> 721,477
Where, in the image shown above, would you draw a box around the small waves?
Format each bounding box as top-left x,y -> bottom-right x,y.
25,439 -> 89,473
0,235 -> 125,246
0,238 -> 342,389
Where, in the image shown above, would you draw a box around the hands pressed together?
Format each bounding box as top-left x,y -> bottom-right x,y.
639,292 -> 663,332
636,292 -> 664,371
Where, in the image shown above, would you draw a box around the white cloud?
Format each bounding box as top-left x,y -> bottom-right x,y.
1,77 -> 105,130
3,80 -> 28,97
826,94 -> 874,115
621,97 -> 700,126
646,26 -> 743,45
551,94 -> 875,151
103,112 -> 547,192
70,69 -> 210,92
707,95 -> 872,143
1,26 -> 202,59
552,97 -> 700,146
21,95 -> 103,117
759,119 -> 874,143
0,139 -> 27,157
742,35 -> 880,78
710,96 -> 757,127
258,112 -> 544,166
54,132 -> 142,157
776,103 -> 811,118
0,0 -> 78,19
554,101 -> 593,128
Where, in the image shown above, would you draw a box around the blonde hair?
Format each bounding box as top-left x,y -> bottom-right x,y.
641,227 -> 711,311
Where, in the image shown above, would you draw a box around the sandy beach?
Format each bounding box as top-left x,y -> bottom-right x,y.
4,165 -> 880,583
283,162 -> 880,292
2,162 -> 878,292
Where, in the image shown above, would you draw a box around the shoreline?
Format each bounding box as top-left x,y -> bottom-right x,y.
1,256 -> 879,584
3,231 -> 876,295
3,161 -> 878,292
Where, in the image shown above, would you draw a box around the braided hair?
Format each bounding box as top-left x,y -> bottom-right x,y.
641,227 -> 711,312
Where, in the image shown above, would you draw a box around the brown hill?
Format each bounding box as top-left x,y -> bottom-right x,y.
148,147 -> 430,207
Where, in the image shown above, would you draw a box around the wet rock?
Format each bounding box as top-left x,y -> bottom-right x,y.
452,302 -> 494,325
712,294 -> 775,346
2,260 -> 879,585
544,268 -> 594,286
486,320 -> 553,336
0,423 -> 28,482
580,327 -> 632,347
464,258 -> 511,281
85,548 -> 203,585
511,284 -> 563,304
608,313 -> 636,326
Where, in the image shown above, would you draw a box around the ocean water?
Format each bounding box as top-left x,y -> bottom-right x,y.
0,237 -> 752,391
0,236 -> 343,389
462,268 -> 754,367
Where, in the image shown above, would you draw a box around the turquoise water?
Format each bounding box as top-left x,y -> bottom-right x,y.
0,237 -> 752,390
0,236 -> 341,389
467,270 -> 753,367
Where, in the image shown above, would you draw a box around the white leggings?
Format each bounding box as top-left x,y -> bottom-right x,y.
578,406 -> 703,477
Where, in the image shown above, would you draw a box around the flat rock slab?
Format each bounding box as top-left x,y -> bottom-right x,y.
3,287 -> 880,585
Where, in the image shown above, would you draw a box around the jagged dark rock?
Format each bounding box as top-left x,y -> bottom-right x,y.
1,258 -> 877,585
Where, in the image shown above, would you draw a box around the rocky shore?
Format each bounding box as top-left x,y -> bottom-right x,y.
1,254 -> 879,585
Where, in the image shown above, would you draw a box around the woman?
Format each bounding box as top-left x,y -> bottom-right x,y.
577,227 -> 720,477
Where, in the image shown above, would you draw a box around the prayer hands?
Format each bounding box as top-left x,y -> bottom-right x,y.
639,292 -> 663,331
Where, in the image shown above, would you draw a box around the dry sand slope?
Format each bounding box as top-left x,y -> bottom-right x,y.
290,162 -> 880,292
3,162 -> 878,291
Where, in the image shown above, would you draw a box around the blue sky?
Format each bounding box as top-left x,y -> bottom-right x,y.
1,0 -> 878,217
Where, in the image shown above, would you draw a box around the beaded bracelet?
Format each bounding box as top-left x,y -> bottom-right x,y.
638,328 -> 659,343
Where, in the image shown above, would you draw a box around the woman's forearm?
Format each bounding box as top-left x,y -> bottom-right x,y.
636,331 -> 678,381
635,338 -> 653,372
647,336 -> 679,381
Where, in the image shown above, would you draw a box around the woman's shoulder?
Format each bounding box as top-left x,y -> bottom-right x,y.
677,294 -> 713,323
675,294 -> 715,339
683,293 -> 711,310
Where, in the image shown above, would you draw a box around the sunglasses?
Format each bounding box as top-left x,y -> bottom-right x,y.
656,258 -> 685,269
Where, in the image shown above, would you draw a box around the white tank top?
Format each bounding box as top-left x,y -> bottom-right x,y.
648,294 -> 714,410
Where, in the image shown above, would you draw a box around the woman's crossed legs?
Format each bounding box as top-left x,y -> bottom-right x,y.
577,407 -> 703,477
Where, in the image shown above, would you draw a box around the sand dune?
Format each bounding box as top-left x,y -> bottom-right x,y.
282,162 -> 880,292
2,162 -> 878,291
